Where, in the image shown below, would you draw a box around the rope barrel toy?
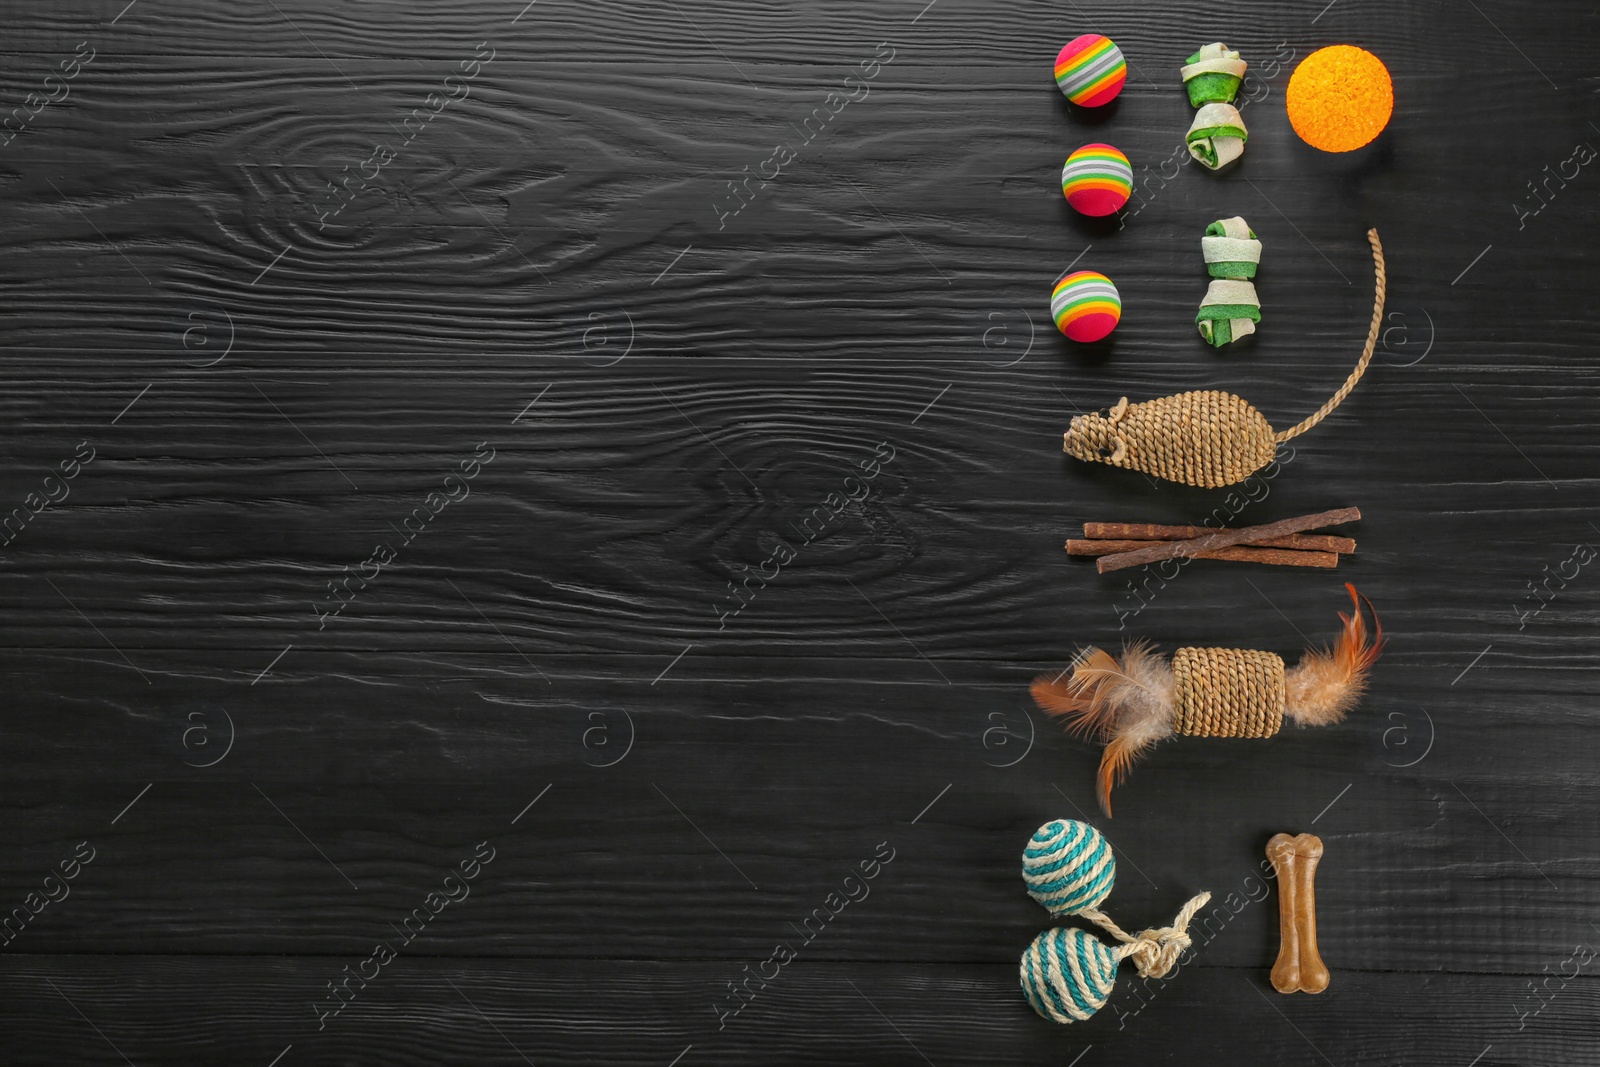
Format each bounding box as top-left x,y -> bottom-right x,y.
1062,228 -> 1386,488
1031,583 -> 1383,815
1019,819 -> 1211,1023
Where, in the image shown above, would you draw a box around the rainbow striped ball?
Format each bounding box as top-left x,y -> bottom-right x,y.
1051,271 -> 1121,342
1020,926 -> 1120,1024
1055,34 -> 1127,107
1061,143 -> 1132,217
1022,819 -> 1116,915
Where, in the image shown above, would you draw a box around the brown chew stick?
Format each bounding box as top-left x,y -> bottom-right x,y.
1096,508 -> 1361,574
1268,833 -> 1329,994
1082,524 -> 1356,554
1065,541 -> 1339,568
1071,534 -> 1349,553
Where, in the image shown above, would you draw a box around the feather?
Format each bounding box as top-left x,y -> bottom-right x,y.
1031,642 -> 1176,816
1284,582 -> 1384,727
1097,735 -> 1143,818
1029,648 -> 1120,739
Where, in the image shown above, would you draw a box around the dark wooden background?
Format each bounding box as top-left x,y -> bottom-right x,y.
0,0 -> 1596,1063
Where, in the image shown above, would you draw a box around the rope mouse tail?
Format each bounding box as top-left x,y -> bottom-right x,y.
1081,890 -> 1213,979
1274,228 -> 1386,444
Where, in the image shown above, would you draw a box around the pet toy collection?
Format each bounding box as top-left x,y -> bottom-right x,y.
1020,33 -> 1396,1023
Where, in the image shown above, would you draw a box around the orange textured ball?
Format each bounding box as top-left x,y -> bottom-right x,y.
1286,45 -> 1393,152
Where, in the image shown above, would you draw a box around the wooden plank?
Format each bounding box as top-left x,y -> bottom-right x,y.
0,0 -> 1593,79
0,654 -> 1593,974
0,956 -> 1589,1066
0,362 -> 1592,654
0,63 -> 1590,360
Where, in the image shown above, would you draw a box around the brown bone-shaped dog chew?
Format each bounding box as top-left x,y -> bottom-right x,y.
1268,833 -> 1330,994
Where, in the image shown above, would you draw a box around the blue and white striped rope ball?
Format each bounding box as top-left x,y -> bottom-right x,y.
1019,926 -> 1121,1023
1021,819 -> 1116,916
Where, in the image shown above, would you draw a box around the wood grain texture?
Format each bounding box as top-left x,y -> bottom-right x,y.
1,0 -> 1596,77
0,652 -> 1594,977
0,0 -> 1596,1063
2,956 -> 1593,1067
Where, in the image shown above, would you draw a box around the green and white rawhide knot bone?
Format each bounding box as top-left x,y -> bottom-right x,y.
1182,42 -> 1247,106
1187,102 -> 1248,170
1018,819 -> 1211,1024
1198,216 -> 1262,346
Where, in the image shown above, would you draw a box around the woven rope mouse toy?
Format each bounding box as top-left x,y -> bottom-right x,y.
1032,583 -> 1383,815
1063,229 -> 1386,489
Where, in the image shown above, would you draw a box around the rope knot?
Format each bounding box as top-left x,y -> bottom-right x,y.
1084,891 -> 1211,980
1119,924 -> 1192,978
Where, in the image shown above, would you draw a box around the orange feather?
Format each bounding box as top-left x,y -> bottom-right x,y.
1032,643 -> 1175,816
1284,582 -> 1384,726
1096,736 -> 1144,817
1030,648 -> 1121,740
1337,581 -> 1385,677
